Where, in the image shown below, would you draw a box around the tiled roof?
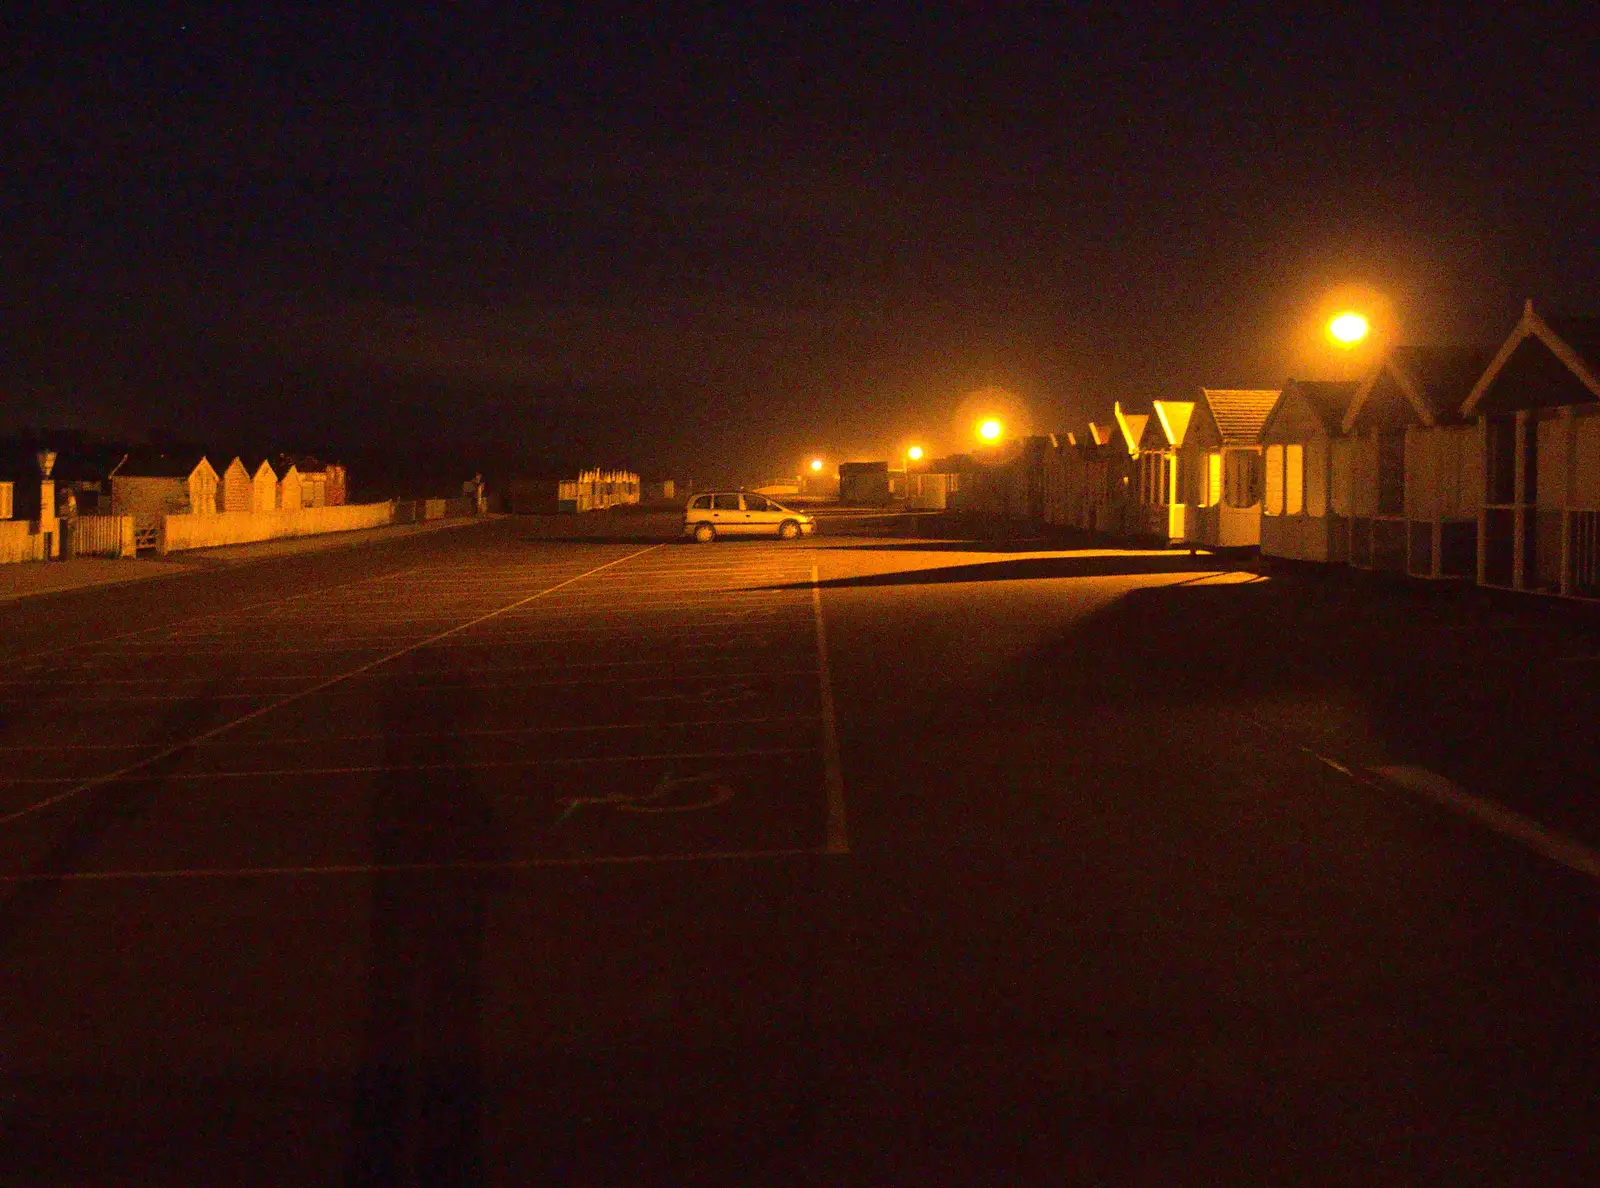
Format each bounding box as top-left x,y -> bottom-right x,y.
1389,346 -> 1493,422
1200,389 -> 1280,445
1284,381 -> 1360,432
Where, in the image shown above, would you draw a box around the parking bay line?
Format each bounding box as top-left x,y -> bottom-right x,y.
0,653 -> 822,688
0,746 -> 819,786
0,667 -> 827,709
812,564 -> 848,855
0,544 -> 664,826
1369,764 -> 1600,884
0,713 -> 824,754
1247,712 -> 1600,888
0,846 -> 820,884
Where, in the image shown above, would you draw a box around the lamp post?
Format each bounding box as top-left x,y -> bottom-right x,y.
36,450 -> 58,559
904,445 -> 924,507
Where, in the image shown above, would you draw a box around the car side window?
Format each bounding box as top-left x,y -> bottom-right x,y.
690,495 -> 712,510
743,494 -> 769,512
712,493 -> 741,511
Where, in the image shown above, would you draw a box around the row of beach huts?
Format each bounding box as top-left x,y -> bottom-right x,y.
961,300 -> 1600,599
1,446 -> 356,561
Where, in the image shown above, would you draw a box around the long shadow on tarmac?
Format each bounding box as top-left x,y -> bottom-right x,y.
755,552 -> 1241,591
346,650 -> 503,1187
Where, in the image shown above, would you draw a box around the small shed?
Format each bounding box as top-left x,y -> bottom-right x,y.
838,461 -> 892,506
1341,345 -> 1490,576
109,450 -> 219,530
1258,380 -> 1360,563
1135,400 -> 1195,543
1183,388 -> 1280,548
1460,300 -> 1600,596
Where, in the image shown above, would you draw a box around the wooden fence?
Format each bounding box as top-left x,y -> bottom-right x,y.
63,515 -> 136,559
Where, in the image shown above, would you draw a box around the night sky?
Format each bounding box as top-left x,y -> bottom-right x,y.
5,5 -> 1597,487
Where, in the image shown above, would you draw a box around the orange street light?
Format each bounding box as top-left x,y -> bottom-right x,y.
907,445 -> 924,461
978,418 -> 1003,442
1328,311 -> 1370,347
809,458 -> 824,472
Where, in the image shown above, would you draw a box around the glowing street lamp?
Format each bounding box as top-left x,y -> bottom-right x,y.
1328,311 -> 1370,348
809,458 -> 824,473
977,418 -> 1003,442
907,445 -> 924,461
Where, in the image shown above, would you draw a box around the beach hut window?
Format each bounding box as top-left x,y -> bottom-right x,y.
1285,445 -> 1304,515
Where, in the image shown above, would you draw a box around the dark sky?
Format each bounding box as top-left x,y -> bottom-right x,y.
4,4 -> 1597,485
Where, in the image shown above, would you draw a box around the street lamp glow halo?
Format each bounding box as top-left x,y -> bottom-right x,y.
907,446 -> 924,461
1328,311 -> 1370,347
809,458 -> 824,472
978,419 -> 1003,442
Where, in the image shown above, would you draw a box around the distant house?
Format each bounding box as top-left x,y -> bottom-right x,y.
1459,301 -> 1600,596
838,461 -> 892,506
1258,380 -> 1361,563
1181,389 -> 1279,548
109,450 -> 219,530
1136,400 -> 1195,542
1341,345 -> 1490,576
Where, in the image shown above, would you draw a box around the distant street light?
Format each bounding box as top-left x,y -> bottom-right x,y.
809,458 -> 824,472
907,445 -> 924,461
978,419 -> 1003,442
1328,311 -> 1370,347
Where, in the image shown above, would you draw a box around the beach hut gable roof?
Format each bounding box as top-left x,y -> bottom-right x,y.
1261,380 -> 1361,440
1113,403 -> 1148,457
1462,300 -> 1600,417
1199,389 -> 1280,446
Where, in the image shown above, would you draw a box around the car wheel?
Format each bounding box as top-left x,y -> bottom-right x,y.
693,523 -> 716,543
778,520 -> 801,540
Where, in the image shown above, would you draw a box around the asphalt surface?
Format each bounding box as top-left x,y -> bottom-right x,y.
1,517 -> 1598,1184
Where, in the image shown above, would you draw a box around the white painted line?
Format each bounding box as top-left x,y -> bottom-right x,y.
0,668 -> 827,712
0,712 -> 823,753
5,545 -> 477,669
0,846 -> 819,883
0,544 -> 663,826
4,652 -> 819,687
1370,764 -> 1600,884
812,564 -> 849,855
0,746 -> 818,785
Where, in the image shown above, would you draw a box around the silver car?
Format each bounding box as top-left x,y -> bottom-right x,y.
683,492 -> 815,542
